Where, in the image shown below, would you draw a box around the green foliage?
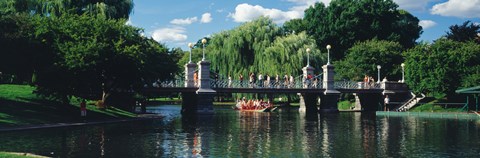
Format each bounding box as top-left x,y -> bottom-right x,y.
299,0 -> 421,60
338,100 -> 354,110
335,40 -> 404,81
31,14 -> 176,101
0,13 -> 40,83
404,39 -> 480,97
207,17 -> 325,79
0,0 -> 134,19
446,21 -> 480,43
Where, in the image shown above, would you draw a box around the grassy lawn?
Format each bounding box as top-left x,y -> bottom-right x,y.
0,152 -> 47,158
338,100 -> 355,110
0,84 -> 136,127
410,103 -> 464,112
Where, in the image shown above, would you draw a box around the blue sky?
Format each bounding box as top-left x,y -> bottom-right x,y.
128,0 -> 480,50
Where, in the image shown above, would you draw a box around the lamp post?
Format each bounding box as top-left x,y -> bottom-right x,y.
377,65 -> 381,83
188,42 -> 194,63
326,45 -> 331,65
201,38 -> 207,61
401,63 -> 405,83
306,48 -> 311,67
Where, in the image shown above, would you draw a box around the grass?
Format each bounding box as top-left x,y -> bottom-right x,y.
410,103 -> 464,112
410,98 -> 464,112
0,152 -> 46,158
338,100 -> 355,110
0,84 -> 137,127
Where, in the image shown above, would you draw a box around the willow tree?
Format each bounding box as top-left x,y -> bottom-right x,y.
0,0 -> 133,19
263,32 -> 325,76
207,17 -> 282,79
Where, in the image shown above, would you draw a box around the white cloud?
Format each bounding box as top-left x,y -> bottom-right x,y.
393,0 -> 439,12
152,27 -> 188,43
287,0 -> 331,13
431,0 -> 480,18
201,13 -> 213,23
229,3 -> 302,24
125,19 -> 133,25
170,17 -> 198,25
419,20 -> 437,29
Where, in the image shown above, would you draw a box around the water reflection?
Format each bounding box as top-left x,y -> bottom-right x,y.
0,105 -> 479,157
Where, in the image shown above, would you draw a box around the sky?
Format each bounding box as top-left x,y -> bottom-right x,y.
128,0 -> 480,50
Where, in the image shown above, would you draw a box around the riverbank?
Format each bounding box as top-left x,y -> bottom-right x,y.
0,84 -> 149,131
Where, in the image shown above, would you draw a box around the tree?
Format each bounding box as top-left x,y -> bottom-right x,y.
446,20 -> 480,43
0,0 -> 134,19
335,40 -> 404,81
297,0 -> 421,60
206,17 -> 325,80
32,14 -> 176,107
404,39 -> 480,98
0,13 -> 44,83
207,17 -> 282,78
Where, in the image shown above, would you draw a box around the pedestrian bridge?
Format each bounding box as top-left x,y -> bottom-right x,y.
142,59 -> 411,114
143,78 -> 408,94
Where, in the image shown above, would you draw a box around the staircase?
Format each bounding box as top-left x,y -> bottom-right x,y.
396,92 -> 425,112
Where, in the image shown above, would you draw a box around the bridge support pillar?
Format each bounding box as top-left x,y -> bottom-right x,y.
299,93 -> 318,113
320,64 -> 340,113
195,60 -> 215,114
353,93 -> 363,111
355,93 -> 383,111
184,62 -> 197,87
181,92 -> 197,114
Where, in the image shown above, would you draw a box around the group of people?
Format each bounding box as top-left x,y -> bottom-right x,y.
363,75 -> 377,88
235,97 -> 273,110
236,73 -> 319,88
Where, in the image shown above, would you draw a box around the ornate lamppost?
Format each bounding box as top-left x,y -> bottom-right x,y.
377,65 -> 382,83
306,48 -> 311,66
326,45 -> 331,65
201,38 -> 207,61
188,42 -> 194,63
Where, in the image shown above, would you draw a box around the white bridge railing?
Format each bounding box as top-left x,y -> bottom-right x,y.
151,78 -> 382,90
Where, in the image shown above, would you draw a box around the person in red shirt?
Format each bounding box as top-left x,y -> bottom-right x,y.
80,99 -> 87,117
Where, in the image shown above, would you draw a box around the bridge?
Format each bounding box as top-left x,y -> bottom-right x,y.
142,59 -> 410,114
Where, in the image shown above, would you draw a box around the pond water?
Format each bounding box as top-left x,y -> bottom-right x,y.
0,105 -> 479,157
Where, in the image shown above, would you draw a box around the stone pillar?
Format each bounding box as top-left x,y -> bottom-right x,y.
195,60 -> 215,114
299,65 -> 317,113
353,93 -> 362,111
320,64 -> 340,113
302,65 -> 315,88
299,93 -> 318,113
185,62 -> 197,87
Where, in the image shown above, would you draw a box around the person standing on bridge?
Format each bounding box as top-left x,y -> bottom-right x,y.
384,95 -> 390,111
249,72 -> 255,88
228,75 -> 232,88
193,71 -> 198,87
239,74 -> 244,87
258,73 -> 263,88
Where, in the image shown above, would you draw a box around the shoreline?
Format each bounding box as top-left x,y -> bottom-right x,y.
0,114 -> 162,132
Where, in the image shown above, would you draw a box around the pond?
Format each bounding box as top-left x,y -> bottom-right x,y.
0,105 -> 479,157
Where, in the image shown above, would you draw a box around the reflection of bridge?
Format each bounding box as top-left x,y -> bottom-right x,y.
142,60 -> 410,114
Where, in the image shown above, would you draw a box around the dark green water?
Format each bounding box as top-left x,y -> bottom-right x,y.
0,105 -> 479,157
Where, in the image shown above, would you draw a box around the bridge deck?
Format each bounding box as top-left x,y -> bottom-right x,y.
141,87 -> 391,94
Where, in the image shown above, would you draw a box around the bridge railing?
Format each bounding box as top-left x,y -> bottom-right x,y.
210,78 -> 324,89
150,78 -> 382,90
335,81 -> 382,89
